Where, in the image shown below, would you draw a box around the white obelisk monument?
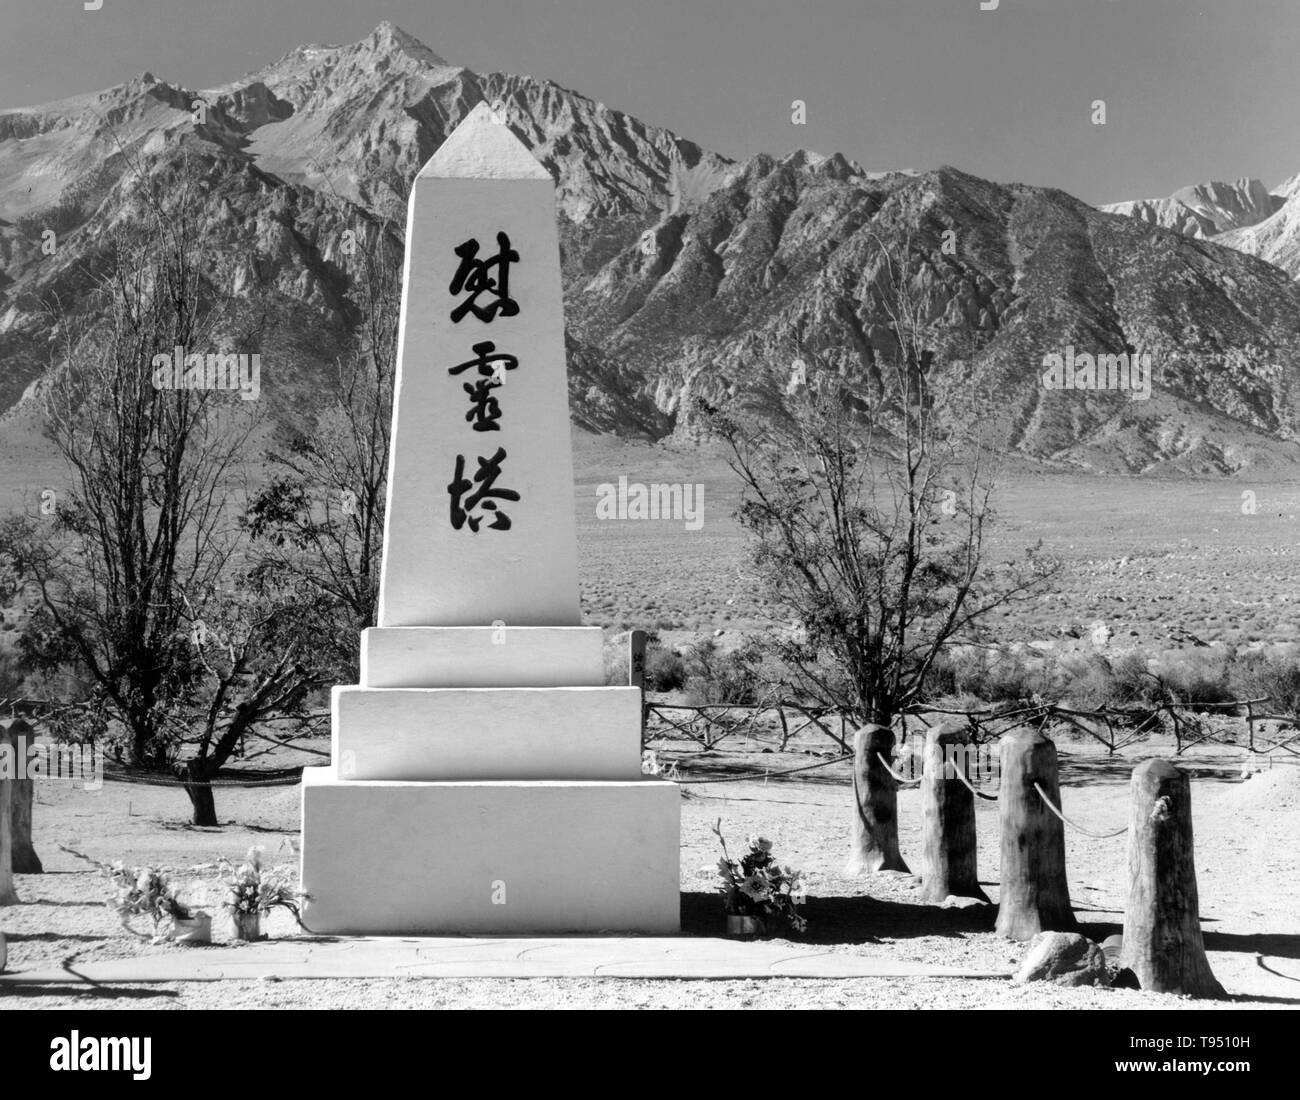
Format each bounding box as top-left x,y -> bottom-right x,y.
300,104 -> 680,933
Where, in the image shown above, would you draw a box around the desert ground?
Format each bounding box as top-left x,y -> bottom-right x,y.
1,724 -> 1296,1010
572,433 -> 1300,653
4,424 -> 1299,651
3,432 -> 1299,1008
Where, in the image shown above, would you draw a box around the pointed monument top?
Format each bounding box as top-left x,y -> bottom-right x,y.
419,102 -> 552,182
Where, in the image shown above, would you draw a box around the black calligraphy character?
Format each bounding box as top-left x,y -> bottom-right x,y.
449,232 -> 520,323
463,377 -> 503,431
448,340 -> 518,380
448,447 -> 520,532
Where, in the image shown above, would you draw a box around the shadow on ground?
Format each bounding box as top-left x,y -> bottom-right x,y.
1204,931 -> 1300,959
680,890 -> 997,944
16,899 -> 104,908
1058,756 -> 1241,788
0,984 -> 180,1001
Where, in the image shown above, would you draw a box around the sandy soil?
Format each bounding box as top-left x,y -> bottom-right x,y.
569,437 -> 1300,653
2,732 -> 1296,1011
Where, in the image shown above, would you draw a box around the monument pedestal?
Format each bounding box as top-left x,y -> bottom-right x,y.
332,684 -> 644,780
299,104 -> 680,934
361,626 -> 606,688
301,770 -> 679,934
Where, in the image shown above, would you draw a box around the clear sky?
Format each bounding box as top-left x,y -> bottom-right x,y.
1,0 -> 1296,205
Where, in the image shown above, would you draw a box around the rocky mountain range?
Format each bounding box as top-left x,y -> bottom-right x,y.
1104,175 -> 1300,281
3,21 -> 1300,475
1217,174 -> 1300,281
1100,178 -> 1283,239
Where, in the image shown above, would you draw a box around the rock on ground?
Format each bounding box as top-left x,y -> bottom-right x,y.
1014,932 -> 1109,988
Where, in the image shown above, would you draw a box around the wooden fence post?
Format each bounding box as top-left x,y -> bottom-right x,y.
1119,759 -> 1225,998
920,719 -> 988,903
995,726 -> 1075,939
0,723 -> 17,905
847,723 -> 909,874
2,720 -> 41,874
629,630 -> 647,692
629,630 -> 647,744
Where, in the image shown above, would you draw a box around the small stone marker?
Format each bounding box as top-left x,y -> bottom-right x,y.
300,105 -> 680,934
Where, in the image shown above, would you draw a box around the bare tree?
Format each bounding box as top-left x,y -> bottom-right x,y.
0,160 -> 327,824
246,217 -> 400,679
706,240 -> 1055,873
167,580 -> 325,825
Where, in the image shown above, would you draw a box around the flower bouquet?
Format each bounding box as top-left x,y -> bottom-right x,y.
103,861 -> 201,941
218,847 -> 302,942
712,820 -> 807,938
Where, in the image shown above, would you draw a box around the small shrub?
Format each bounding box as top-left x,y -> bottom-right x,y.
645,643 -> 686,693
1109,652 -> 1159,706
1154,649 -> 1233,708
1057,654 -> 1118,710
1230,647 -> 1300,715
928,646 -> 1045,703
923,653 -> 959,698
683,639 -> 763,705
981,649 -> 1047,702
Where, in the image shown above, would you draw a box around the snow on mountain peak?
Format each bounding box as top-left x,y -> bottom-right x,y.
1101,177 -> 1282,239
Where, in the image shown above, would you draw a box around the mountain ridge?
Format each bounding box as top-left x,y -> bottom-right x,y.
2,22 -> 1299,477
1103,174 -> 1300,281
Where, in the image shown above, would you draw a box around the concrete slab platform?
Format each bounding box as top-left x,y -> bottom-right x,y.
300,771 -> 681,934
0,936 -> 1014,983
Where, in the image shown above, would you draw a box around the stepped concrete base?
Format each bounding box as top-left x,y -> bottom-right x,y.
332,685 -> 642,780
361,626 -> 604,688
300,768 -> 680,934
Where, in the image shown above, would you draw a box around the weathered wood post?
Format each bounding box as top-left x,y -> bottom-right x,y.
1119,759 -> 1225,998
629,630 -> 647,742
847,723 -> 909,874
2,720 -> 41,874
629,630 -> 647,691
920,719 -> 988,903
0,722 -> 17,905
995,726 -> 1074,939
